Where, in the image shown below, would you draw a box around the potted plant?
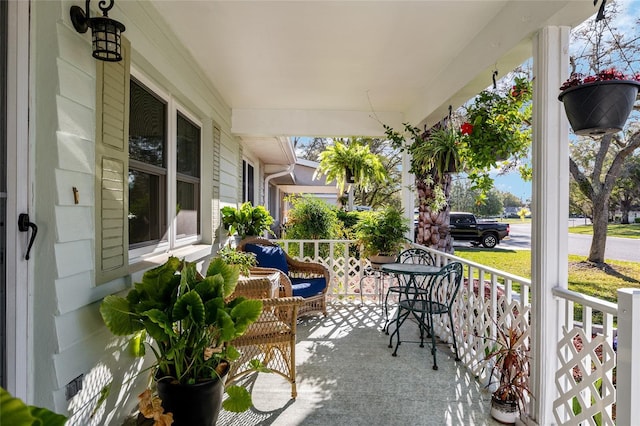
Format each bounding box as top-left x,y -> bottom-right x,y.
483,323 -> 532,424
558,68 -> 640,136
221,202 -> 275,243
463,76 -> 532,164
100,256 -> 263,425
355,206 -> 410,268
217,244 -> 257,276
0,387 -> 67,425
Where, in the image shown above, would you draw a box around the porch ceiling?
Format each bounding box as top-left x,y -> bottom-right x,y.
151,0 -> 593,139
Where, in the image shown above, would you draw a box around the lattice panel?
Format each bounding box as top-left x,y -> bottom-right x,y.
445,282 -> 531,381
553,327 -> 616,426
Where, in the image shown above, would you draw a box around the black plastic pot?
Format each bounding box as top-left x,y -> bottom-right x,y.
156,364 -> 229,426
558,80 -> 640,136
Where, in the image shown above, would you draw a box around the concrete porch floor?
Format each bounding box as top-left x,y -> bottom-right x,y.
218,303 -> 502,426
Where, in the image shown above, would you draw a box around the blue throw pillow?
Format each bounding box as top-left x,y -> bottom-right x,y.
290,277 -> 326,298
244,243 -> 289,275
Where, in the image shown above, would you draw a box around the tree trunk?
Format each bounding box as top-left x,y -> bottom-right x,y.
415,173 -> 453,254
588,192 -> 609,264
620,194 -> 632,224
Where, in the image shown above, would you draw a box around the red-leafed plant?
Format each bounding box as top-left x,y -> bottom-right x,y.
484,323 -> 532,413
560,67 -> 640,91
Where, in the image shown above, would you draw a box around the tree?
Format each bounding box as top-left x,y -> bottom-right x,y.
500,191 -> 523,208
474,190 -> 503,217
567,4 -> 640,263
449,180 -> 476,212
611,154 -> 640,224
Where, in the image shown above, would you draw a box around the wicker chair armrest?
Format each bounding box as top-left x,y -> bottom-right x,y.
261,296 -> 304,308
249,267 -> 293,298
261,296 -> 304,324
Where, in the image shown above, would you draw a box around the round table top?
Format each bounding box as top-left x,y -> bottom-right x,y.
380,263 -> 441,275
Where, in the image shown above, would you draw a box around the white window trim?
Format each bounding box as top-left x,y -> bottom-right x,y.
128,69 -> 203,262
242,157 -> 257,204
5,0 -> 30,401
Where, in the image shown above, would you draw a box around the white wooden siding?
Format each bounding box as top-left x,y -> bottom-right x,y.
30,0 -> 240,420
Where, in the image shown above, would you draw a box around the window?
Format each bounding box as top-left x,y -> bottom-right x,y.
129,80 -> 167,247
176,113 -> 200,238
242,159 -> 254,204
128,78 -> 201,252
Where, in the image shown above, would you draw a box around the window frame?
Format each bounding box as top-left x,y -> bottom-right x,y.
128,69 -> 202,261
242,158 -> 255,204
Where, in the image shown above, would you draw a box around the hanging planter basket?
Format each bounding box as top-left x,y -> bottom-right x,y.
558,80 -> 640,136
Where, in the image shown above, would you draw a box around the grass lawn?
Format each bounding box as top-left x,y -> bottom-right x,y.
569,223 -> 640,239
455,247 -> 640,303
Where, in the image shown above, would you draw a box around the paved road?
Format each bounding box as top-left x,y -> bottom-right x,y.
497,222 -> 639,263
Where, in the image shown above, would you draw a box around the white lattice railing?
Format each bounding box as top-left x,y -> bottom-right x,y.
274,239 -> 640,424
276,239 -> 532,382
552,287 -> 618,426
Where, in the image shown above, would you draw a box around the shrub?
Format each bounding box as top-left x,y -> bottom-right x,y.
283,195 -> 341,240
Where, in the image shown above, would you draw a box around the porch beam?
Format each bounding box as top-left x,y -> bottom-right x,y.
232,108 -> 403,138
530,26 -> 570,425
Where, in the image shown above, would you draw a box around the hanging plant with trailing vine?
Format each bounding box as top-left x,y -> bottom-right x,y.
382,73 -> 532,253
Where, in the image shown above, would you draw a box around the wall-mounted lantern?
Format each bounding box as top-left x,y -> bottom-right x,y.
70,0 -> 126,62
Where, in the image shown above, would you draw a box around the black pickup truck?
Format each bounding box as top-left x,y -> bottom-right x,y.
449,212 -> 510,248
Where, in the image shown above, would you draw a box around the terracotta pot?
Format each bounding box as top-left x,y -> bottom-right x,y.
369,254 -> 396,270
490,395 -> 519,424
156,363 -> 229,426
558,80 -> 640,136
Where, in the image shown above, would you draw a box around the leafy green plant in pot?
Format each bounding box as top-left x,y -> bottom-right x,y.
355,206 -> 410,268
100,257 -> 263,425
217,245 -> 257,277
483,323 -> 532,424
221,202 -> 275,242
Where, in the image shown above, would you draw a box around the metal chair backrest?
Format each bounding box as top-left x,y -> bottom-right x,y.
396,248 -> 436,266
428,261 -> 463,312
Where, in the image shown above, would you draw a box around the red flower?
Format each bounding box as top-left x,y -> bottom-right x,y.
460,122 -> 474,136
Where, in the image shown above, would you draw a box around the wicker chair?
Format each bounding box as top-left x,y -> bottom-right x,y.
227,269 -> 304,398
237,237 -> 330,317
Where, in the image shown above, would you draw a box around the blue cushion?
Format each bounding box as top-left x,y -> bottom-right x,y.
244,243 -> 289,275
290,277 -> 326,298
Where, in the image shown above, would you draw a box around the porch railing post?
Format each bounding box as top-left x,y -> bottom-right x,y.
616,288 -> 640,425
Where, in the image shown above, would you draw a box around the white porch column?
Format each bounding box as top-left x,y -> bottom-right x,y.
401,149 -> 414,241
530,26 -> 571,425
616,288 -> 640,425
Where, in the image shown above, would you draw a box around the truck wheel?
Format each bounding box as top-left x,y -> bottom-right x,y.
481,233 -> 498,248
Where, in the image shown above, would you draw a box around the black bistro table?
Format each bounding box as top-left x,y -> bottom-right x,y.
380,262 -> 442,341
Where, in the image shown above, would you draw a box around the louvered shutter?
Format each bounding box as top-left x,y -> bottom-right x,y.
95,38 -> 130,284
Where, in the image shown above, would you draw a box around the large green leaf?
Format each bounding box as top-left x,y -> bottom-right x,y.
204,298 -> 224,324
143,309 -> 174,342
230,299 -> 263,336
195,276 -> 219,302
139,256 -> 181,303
0,387 -> 67,426
100,296 -> 144,336
172,291 -> 205,325
128,331 -> 146,357
206,258 -> 239,298
179,262 -> 200,292
222,385 -> 253,413
215,310 -> 236,342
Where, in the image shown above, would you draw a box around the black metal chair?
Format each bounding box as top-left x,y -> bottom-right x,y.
388,261 -> 463,370
382,248 -> 436,332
